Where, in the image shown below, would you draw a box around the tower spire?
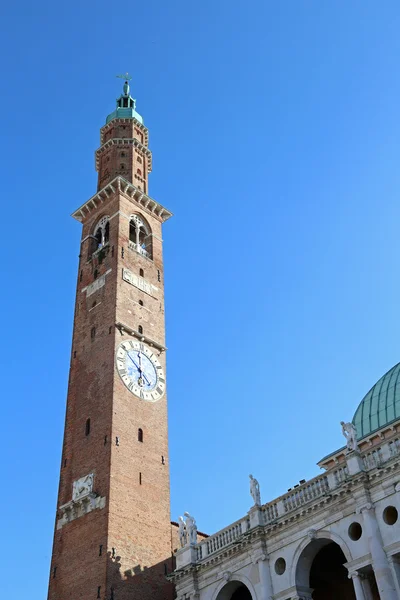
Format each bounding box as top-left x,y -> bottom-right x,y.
106,72 -> 142,124
116,72 -> 132,96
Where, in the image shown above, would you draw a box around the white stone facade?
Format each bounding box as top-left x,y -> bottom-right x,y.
170,422 -> 400,600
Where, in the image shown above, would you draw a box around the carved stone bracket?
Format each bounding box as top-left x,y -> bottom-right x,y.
57,493 -> 106,530
307,529 -> 317,540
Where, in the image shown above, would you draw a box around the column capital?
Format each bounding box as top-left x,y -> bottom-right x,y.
356,502 -> 374,515
252,552 -> 267,565
348,569 -> 361,579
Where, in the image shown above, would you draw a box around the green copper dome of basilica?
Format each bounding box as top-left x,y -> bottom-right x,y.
353,362 -> 400,439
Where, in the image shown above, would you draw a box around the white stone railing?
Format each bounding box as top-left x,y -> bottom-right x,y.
128,240 -> 149,258
332,465 -> 348,486
282,474 -> 329,513
263,502 -> 279,524
196,516 -> 250,560
189,437 -> 400,565
363,447 -> 384,470
389,438 -> 400,457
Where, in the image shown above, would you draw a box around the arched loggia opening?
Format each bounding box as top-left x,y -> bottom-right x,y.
296,538 -> 356,600
129,214 -> 152,259
215,581 -> 252,600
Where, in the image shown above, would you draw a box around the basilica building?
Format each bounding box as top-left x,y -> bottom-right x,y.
47,81 -> 400,600
171,363 -> 400,600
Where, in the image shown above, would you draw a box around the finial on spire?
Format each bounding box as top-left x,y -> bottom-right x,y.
116,72 -> 132,96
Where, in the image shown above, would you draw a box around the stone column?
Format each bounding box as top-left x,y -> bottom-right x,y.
254,553 -> 273,600
348,572 -> 366,600
387,556 -> 400,598
357,504 -> 397,600
360,574 -> 374,600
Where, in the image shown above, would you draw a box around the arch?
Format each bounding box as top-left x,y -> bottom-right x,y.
291,529 -> 352,587
92,215 -> 110,252
292,531 -> 353,594
129,214 -> 153,259
138,428 -> 143,442
212,576 -> 257,600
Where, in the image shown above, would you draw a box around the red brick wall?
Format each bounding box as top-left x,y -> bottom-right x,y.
48,188 -> 173,600
97,120 -> 149,193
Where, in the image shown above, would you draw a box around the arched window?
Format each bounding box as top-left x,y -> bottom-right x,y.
121,152 -> 126,157
120,163 -> 125,170
93,216 -> 110,251
91,326 -> 96,339
139,268 -> 144,277
137,168 -> 142,176
137,156 -> 142,164
138,325 -> 143,334
104,221 -> 109,244
138,428 -> 143,442
129,215 -> 152,259
139,300 -> 143,306
85,418 -> 91,436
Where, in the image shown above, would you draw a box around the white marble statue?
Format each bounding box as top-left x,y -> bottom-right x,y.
184,512 -> 198,545
249,474 -> 261,506
178,515 -> 187,548
341,421 -> 358,452
72,473 -> 94,501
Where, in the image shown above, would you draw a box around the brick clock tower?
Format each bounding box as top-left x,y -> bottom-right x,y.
48,78 -> 175,600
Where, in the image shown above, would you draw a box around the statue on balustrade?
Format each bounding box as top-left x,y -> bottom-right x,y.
178,515 -> 187,548
184,512 -> 198,545
341,421 -> 359,452
249,474 -> 261,506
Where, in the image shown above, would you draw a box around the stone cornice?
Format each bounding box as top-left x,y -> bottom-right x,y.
71,177 -> 173,224
95,138 -> 152,172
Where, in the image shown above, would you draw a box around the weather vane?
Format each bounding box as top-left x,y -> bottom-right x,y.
116,72 -> 132,82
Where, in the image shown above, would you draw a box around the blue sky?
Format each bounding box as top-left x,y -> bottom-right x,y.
2,0 -> 400,596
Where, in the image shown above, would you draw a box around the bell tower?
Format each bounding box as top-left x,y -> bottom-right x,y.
48,77 -> 174,600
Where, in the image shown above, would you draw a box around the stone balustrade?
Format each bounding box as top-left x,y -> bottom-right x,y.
180,436 -> 399,565
128,240 -> 149,257
196,516 -> 250,560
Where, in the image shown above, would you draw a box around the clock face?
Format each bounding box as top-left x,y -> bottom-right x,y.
115,340 -> 166,401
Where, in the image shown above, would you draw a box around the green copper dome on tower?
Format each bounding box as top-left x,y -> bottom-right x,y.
352,362 -> 400,439
106,74 -> 143,125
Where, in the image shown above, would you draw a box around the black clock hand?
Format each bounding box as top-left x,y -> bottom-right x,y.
127,353 -> 141,373
138,352 -> 151,386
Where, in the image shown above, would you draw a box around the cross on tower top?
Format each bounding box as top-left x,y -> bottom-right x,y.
116,73 -> 132,97
116,72 -> 132,81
